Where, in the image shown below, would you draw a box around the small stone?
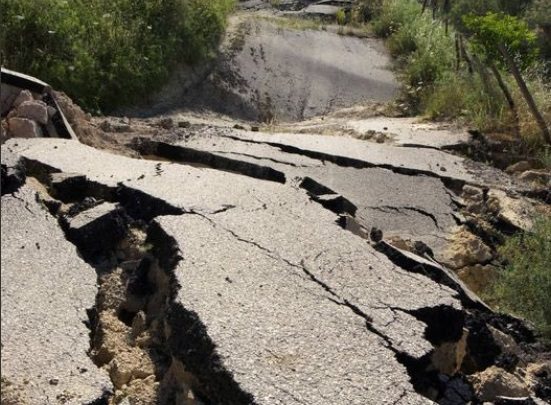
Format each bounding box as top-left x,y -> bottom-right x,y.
99,120 -> 112,132
250,125 -> 260,132
369,227 -> 383,243
158,117 -> 173,129
375,133 -> 386,143
233,124 -> 246,130
16,100 -> 49,124
505,161 -> 533,174
49,378 -> 59,385
440,166 -> 447,172
178,121 -> 191,128
7,117 -> 43,138
13,90 -> 34,108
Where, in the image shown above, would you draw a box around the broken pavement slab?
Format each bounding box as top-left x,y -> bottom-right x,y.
1,184 -> 112,404
2,137 -> 471,403
216,128 -> 516,188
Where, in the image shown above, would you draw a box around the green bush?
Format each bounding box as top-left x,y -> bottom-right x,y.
371,0 -> 418,38
0,0 -> 234,112
336,9 -> 346,26
488,216 -> 551,340
423,71 -> 508,130
373,0 -> 454,110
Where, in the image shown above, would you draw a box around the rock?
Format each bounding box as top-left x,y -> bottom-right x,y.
233,124 -> 246,130
109,348 -> 155,388
12,90 -> 34,108
15,100 -> 48,124
443,229 -> 494,269
487,190 -> 535,231
432,328 -> 468,375
469,366 -> 529,402
369,226 -> 383,242
375,133 -> 386,143
47,105 -> 57,118
178,121 -> 191,128
518,170 -> 550,185
7,117 -> 43,138
488,325 -> 522,357
506,161 -> 533,174
158,117 -> 173,129
250,125 -> 260,132
463,185 -> 484,199
99,120 -> 131,133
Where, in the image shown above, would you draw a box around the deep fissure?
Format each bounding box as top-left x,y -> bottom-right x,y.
16,157 -> 262,404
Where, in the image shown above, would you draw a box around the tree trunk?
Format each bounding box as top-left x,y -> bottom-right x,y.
498,43 -> 551,144
421,0 -> 429,14
488,61 -> 520,137
458,35 -> 473,74
455,34 -> 460,71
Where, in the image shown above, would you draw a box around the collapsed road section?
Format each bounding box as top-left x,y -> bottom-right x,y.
2,137 -> 549,404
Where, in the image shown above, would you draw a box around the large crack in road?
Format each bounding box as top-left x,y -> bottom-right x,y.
4,136 -> 547,404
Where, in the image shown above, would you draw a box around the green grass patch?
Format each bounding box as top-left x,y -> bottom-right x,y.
0,0 -> 235,113
487,216 -> 551,340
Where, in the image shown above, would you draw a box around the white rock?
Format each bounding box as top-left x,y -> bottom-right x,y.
16,100 -> 49,124
7,117 -> 43,138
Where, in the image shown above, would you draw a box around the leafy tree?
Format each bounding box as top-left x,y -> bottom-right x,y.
464,12 -> 550,143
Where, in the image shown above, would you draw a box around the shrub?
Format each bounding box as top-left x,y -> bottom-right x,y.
423,72 -> 508,130
371,0 -> 418,37
336,9 -> 346,26
0,0 -> 235,112
488,216 -> 551,340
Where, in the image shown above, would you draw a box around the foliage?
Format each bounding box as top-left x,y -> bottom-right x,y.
372,0 -> 455,110
336,9 -> 346,26
370,0 -> 550,147
423,71 -> 508,130
353,0 -> 384,22
526,0 -> 551,28
448,0 -> 532,32
488,216 -> 551,340
0,0 -> 235,112
371,0 -> 419,37
463,12 -> 539,70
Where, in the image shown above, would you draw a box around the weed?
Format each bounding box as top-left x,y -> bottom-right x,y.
487,216 -> 551,340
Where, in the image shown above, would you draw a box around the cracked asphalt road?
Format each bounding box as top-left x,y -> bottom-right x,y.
2,138 -> 467,404
1,184 -> 112,404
